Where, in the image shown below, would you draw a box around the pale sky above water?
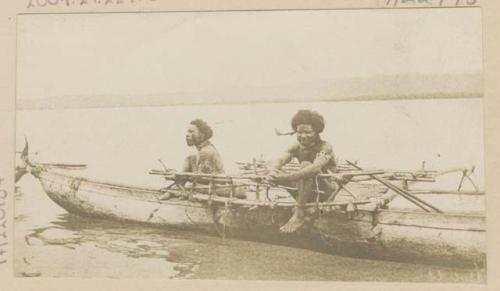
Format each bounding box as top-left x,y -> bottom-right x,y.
16,9 -> 482,106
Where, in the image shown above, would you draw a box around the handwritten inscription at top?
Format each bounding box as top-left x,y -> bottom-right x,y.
26,0 -> 480,9
27,0 -> 157,9
385,0 -> 478,7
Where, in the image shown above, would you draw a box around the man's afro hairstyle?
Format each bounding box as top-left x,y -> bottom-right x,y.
291,110 -> 325,133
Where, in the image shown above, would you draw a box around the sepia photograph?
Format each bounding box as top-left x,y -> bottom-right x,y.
13,8 -> 485,282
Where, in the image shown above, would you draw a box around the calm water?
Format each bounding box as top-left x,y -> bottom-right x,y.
14,100 -> 486,281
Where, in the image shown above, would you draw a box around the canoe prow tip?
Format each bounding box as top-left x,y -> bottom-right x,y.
21,138 -> 31,164
15,138 -> 34,183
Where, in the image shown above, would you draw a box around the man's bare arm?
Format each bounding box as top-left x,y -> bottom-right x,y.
269,151 -> 293,173
183,155 -> 194,172
285,153 -> 332,181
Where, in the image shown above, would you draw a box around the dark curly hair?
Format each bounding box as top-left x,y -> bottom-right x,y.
291,110 -> 325,133
190,119 -> 213,140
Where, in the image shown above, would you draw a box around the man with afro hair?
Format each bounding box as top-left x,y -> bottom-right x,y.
268,110 -> 338,233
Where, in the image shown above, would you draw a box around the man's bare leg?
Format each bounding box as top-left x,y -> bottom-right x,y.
280,177 -> 314,233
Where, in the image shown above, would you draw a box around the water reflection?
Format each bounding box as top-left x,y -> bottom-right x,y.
23,213 -> 222,279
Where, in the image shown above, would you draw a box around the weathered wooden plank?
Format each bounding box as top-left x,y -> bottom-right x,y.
376,209 -> 485,231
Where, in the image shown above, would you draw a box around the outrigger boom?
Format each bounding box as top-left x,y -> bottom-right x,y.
346,160 -> 443,213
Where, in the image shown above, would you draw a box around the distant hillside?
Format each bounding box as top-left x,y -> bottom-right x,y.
17,73 -> 482,110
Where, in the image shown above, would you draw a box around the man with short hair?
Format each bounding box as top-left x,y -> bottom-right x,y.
184,119 -> 224,175
268,110 -> 338,233
178,119 -> 246,198
165,119 -> 224,200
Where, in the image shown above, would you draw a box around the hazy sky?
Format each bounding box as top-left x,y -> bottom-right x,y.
17,8 -> 482,101
16,98 -> 484,190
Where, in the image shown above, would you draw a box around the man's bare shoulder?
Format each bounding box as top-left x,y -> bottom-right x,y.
319,140 -> 334,154
199,143 -> 221,158
286,143 -> 300,154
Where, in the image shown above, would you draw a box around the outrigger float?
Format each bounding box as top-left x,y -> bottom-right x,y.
15,142 -> 485,267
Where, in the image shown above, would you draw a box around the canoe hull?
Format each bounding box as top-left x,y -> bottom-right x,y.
35,170 -> 486,267
214,206 -> 485,267
38,170 -> 216,232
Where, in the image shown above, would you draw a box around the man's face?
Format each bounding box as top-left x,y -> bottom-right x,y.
296,124 -> 317,147
186,124 -> 204,146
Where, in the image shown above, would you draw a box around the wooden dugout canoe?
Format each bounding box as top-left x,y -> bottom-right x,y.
24,166 -> 486,267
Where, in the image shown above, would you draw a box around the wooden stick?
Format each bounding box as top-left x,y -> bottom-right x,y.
317,170 -> 386,178
326,176 -> 353,202
165,189 -> 373,208
346,160 -> 443,213
38,163 -> 87,169
409,190 -> 485,196
349,175 -> 434,183
150,170 -> 259,180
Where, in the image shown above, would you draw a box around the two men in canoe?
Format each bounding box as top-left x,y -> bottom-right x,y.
180,110 -> 339,232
